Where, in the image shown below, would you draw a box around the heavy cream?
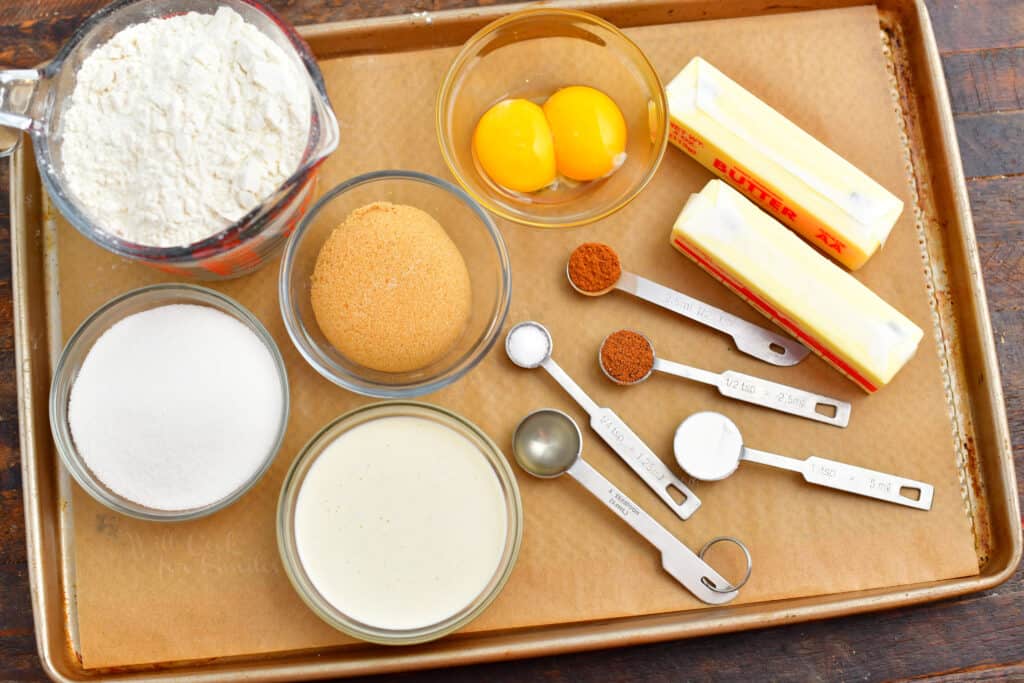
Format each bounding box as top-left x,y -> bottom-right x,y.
293,415 -> 508,631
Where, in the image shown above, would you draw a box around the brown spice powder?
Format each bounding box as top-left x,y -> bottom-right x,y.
568,242 -> 621,292
600,330 -> 655,384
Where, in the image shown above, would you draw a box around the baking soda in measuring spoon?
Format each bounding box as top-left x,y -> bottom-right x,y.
68,304 -> 284,511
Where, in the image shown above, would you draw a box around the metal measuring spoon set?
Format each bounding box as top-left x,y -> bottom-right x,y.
505,321 -> 701,519
513,409 -> 750,605
504,318 -> 935,605
506,321 -> 748,604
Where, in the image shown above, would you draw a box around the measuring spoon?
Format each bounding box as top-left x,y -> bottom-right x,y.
673,412 -> 934,510
506,321 -> 701,520
599,330 -> 850,427
566,244 -> 808,367
512,408 -> 750,605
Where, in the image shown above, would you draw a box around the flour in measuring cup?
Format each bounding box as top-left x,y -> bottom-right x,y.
60,7 -> 311,247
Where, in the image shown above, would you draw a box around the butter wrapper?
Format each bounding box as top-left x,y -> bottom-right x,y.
671,180 -> 922,392
667,57 -> 904,270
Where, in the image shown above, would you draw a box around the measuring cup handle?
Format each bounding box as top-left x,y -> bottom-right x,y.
0,69 -> 42,132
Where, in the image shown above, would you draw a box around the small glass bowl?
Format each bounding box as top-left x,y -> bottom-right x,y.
49,284 -> 290,522
279,170 -> 511,398
277,401 -> 523,645
436,8 -> 669,228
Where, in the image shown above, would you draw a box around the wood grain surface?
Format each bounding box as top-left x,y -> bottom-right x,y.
1,0 -> 1022,680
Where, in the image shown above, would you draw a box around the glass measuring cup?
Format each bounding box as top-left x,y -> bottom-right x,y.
0,0 -> 340,279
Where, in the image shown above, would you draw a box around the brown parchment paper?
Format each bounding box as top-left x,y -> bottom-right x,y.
59,5 -> 979,669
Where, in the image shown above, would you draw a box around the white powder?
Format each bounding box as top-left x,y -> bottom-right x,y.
60,7 -> 311,247
68,304 -> 285,511
506,322 -> 552,368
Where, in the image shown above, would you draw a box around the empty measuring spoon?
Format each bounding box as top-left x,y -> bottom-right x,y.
505,321 -> 701,520
512,408 -> 750,605
599,330 -> 851,427
566,243 -> 808,367
673,412 -> 933,510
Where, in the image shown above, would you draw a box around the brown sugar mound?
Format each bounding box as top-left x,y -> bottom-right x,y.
310,202 -> 472,373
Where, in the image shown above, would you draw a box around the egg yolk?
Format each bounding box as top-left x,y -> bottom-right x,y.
472,99 -> 556,193
543,86 -> 627,182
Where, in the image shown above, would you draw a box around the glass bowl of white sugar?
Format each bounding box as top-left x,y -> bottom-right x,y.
49,284 -> 290,521
277,402 -> 523,645
2,0 -> 339,279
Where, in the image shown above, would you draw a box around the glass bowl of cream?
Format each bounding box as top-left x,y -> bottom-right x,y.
277,401 -> 523,645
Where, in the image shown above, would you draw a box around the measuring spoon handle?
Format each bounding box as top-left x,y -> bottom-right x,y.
716,371 -> 851,427
542,358 -> 701,520
801,456 -> 934,510
617,272 -> 808,367
654,357 -> 720,386
566,459 -> 739,604
540,358 -> 600,415
589,407 -> 701,520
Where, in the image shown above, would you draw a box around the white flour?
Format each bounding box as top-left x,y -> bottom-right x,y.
60,7 -> 311,247
68,304 -> 285,511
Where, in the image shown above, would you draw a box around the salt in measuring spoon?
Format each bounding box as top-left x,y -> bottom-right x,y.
599,330 -> 851,427
513,408 -> 751,605
566,243 -> 809,367
673,412 -> 934,510
505,321 -> 701,520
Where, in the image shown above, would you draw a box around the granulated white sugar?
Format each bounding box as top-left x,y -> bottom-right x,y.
68,304 -> 284,511
506,323 -> 552,368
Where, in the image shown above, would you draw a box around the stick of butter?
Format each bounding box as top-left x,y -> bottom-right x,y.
671,180 -> 922,393
666,57 -> 904,270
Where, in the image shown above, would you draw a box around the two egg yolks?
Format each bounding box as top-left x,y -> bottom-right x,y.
472,86 -> 627,192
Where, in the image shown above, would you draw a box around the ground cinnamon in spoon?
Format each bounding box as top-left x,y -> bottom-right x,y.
568,242 -> 621,292
600,330 -> 655,384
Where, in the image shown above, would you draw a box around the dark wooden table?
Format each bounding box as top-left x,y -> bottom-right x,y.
2,1 -> 1022,680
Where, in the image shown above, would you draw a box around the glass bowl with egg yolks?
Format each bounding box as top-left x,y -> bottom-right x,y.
279,170 -> 511,397
436,8 -> 669,228
277,401 -> 523,645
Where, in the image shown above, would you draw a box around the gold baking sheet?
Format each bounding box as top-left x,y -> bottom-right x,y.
10,1 -> 1019,680
53,4 -> 978,669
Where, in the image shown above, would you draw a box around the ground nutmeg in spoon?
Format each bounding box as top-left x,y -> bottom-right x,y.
568,242 -> 621,293
600,329 -> 655,384
311,202 -> 472,372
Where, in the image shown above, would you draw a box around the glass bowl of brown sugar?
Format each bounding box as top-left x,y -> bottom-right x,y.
279,170 -> 512,398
